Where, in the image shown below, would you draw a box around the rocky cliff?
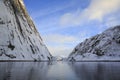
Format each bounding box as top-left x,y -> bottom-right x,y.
0,0 -> 52,61
68,26 -> 120,61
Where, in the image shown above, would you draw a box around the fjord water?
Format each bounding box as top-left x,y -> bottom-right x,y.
0,62 -> 120,80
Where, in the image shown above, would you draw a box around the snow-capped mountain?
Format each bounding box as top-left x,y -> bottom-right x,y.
68,26 -> 120,61
0,0 -> 52,61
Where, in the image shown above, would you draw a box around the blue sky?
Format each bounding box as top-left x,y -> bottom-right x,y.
24,0 -> 120,57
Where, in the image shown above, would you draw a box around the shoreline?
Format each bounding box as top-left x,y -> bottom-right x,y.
0,60 -> 51,62
70,60 -> 120,62
0,60 -> 120,62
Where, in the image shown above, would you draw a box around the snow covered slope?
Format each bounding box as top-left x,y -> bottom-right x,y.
68,26 -> 120,61
0,0 -> 52,61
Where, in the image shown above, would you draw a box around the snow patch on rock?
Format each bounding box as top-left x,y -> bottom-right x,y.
0,0 -> 52,61
68,26 -> 120,61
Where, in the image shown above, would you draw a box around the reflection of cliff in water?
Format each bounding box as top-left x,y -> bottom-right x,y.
0,62 -> 50,80
0,62 -> 120,80
69,62 -> 120,80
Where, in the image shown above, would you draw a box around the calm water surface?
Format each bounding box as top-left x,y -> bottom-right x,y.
0,62 -> 120,80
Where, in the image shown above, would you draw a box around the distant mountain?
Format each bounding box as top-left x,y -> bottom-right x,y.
0,0 -> 52,61
51,56 -> 63,61
68,25 -> 120,61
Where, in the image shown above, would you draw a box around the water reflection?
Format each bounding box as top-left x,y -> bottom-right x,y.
0,62 -> 50,80
47,62 -> 79,80
0,62 -> 120,80
69,62 -> 120,80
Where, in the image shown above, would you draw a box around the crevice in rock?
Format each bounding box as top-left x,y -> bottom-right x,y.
9,0 -> 25,38
8,42 -> 15,50
30,45 -> 35,54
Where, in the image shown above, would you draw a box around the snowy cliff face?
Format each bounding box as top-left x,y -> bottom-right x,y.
0,0 -> 52,61
68,26 -> 120,61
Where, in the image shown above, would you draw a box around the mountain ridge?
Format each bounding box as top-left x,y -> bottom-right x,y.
68,25 -> 120,61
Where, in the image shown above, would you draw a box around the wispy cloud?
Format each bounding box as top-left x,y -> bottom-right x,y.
88,0 -> 120,20
105,17 -> 120,28
47,45 -> 73,57
43,34 -> 79,57
60,0 -> 120,27
30,0 -> 77,19
43,34 -> 79,44
42,32 -> 89,57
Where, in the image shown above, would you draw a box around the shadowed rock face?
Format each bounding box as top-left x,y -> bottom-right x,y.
68,26 -> 120,61
0,0 -> 52,61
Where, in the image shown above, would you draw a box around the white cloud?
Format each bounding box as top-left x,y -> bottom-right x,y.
105,17 -> 120,28
60,0 -> 120,27
88,0 -> 120,20
42,33 -> 89,57
43,34 -> 79,57
47,45 -> 73,57
43,34 -> 79,44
